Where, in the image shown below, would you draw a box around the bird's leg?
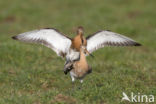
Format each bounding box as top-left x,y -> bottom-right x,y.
70,74 -> 76,90
76,79 -> 83,90
71,75 -> 75,83
80,79 -> 83,83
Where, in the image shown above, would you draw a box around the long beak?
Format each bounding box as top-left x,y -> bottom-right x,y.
84,48 -> 94,58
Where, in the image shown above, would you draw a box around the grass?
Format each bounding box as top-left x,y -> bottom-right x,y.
0,0 -> 156,103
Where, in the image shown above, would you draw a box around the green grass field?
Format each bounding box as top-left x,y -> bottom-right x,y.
0,0 -> 156,103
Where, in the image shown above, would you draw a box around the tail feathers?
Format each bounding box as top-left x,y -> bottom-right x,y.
87,66 -> 92,74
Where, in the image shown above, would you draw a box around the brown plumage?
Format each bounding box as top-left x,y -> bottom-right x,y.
71,26 -> 87,51
67,46 -> 92,83
71,47 -> 91,79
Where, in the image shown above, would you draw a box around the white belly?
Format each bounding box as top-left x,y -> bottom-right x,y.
70,71 -> 77,78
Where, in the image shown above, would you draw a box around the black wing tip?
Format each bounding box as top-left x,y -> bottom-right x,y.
12,36 -> 18,40
134,42 -> 142,46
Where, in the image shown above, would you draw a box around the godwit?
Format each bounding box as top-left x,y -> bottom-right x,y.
12,26 -> 141,82
64,46 -> 92,83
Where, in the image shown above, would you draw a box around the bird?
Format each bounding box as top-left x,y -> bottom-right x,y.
12,26 -> 141,82
64,46 -> 92,83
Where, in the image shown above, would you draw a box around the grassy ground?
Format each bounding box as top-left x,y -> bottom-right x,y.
0,0 -> 156,103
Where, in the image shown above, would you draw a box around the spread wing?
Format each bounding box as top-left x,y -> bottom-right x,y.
86,30 -> 141,53
12,28 -> 72,57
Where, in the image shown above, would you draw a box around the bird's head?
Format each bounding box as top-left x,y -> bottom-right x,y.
80,46 -> 94,58
77,26 -> 84,35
